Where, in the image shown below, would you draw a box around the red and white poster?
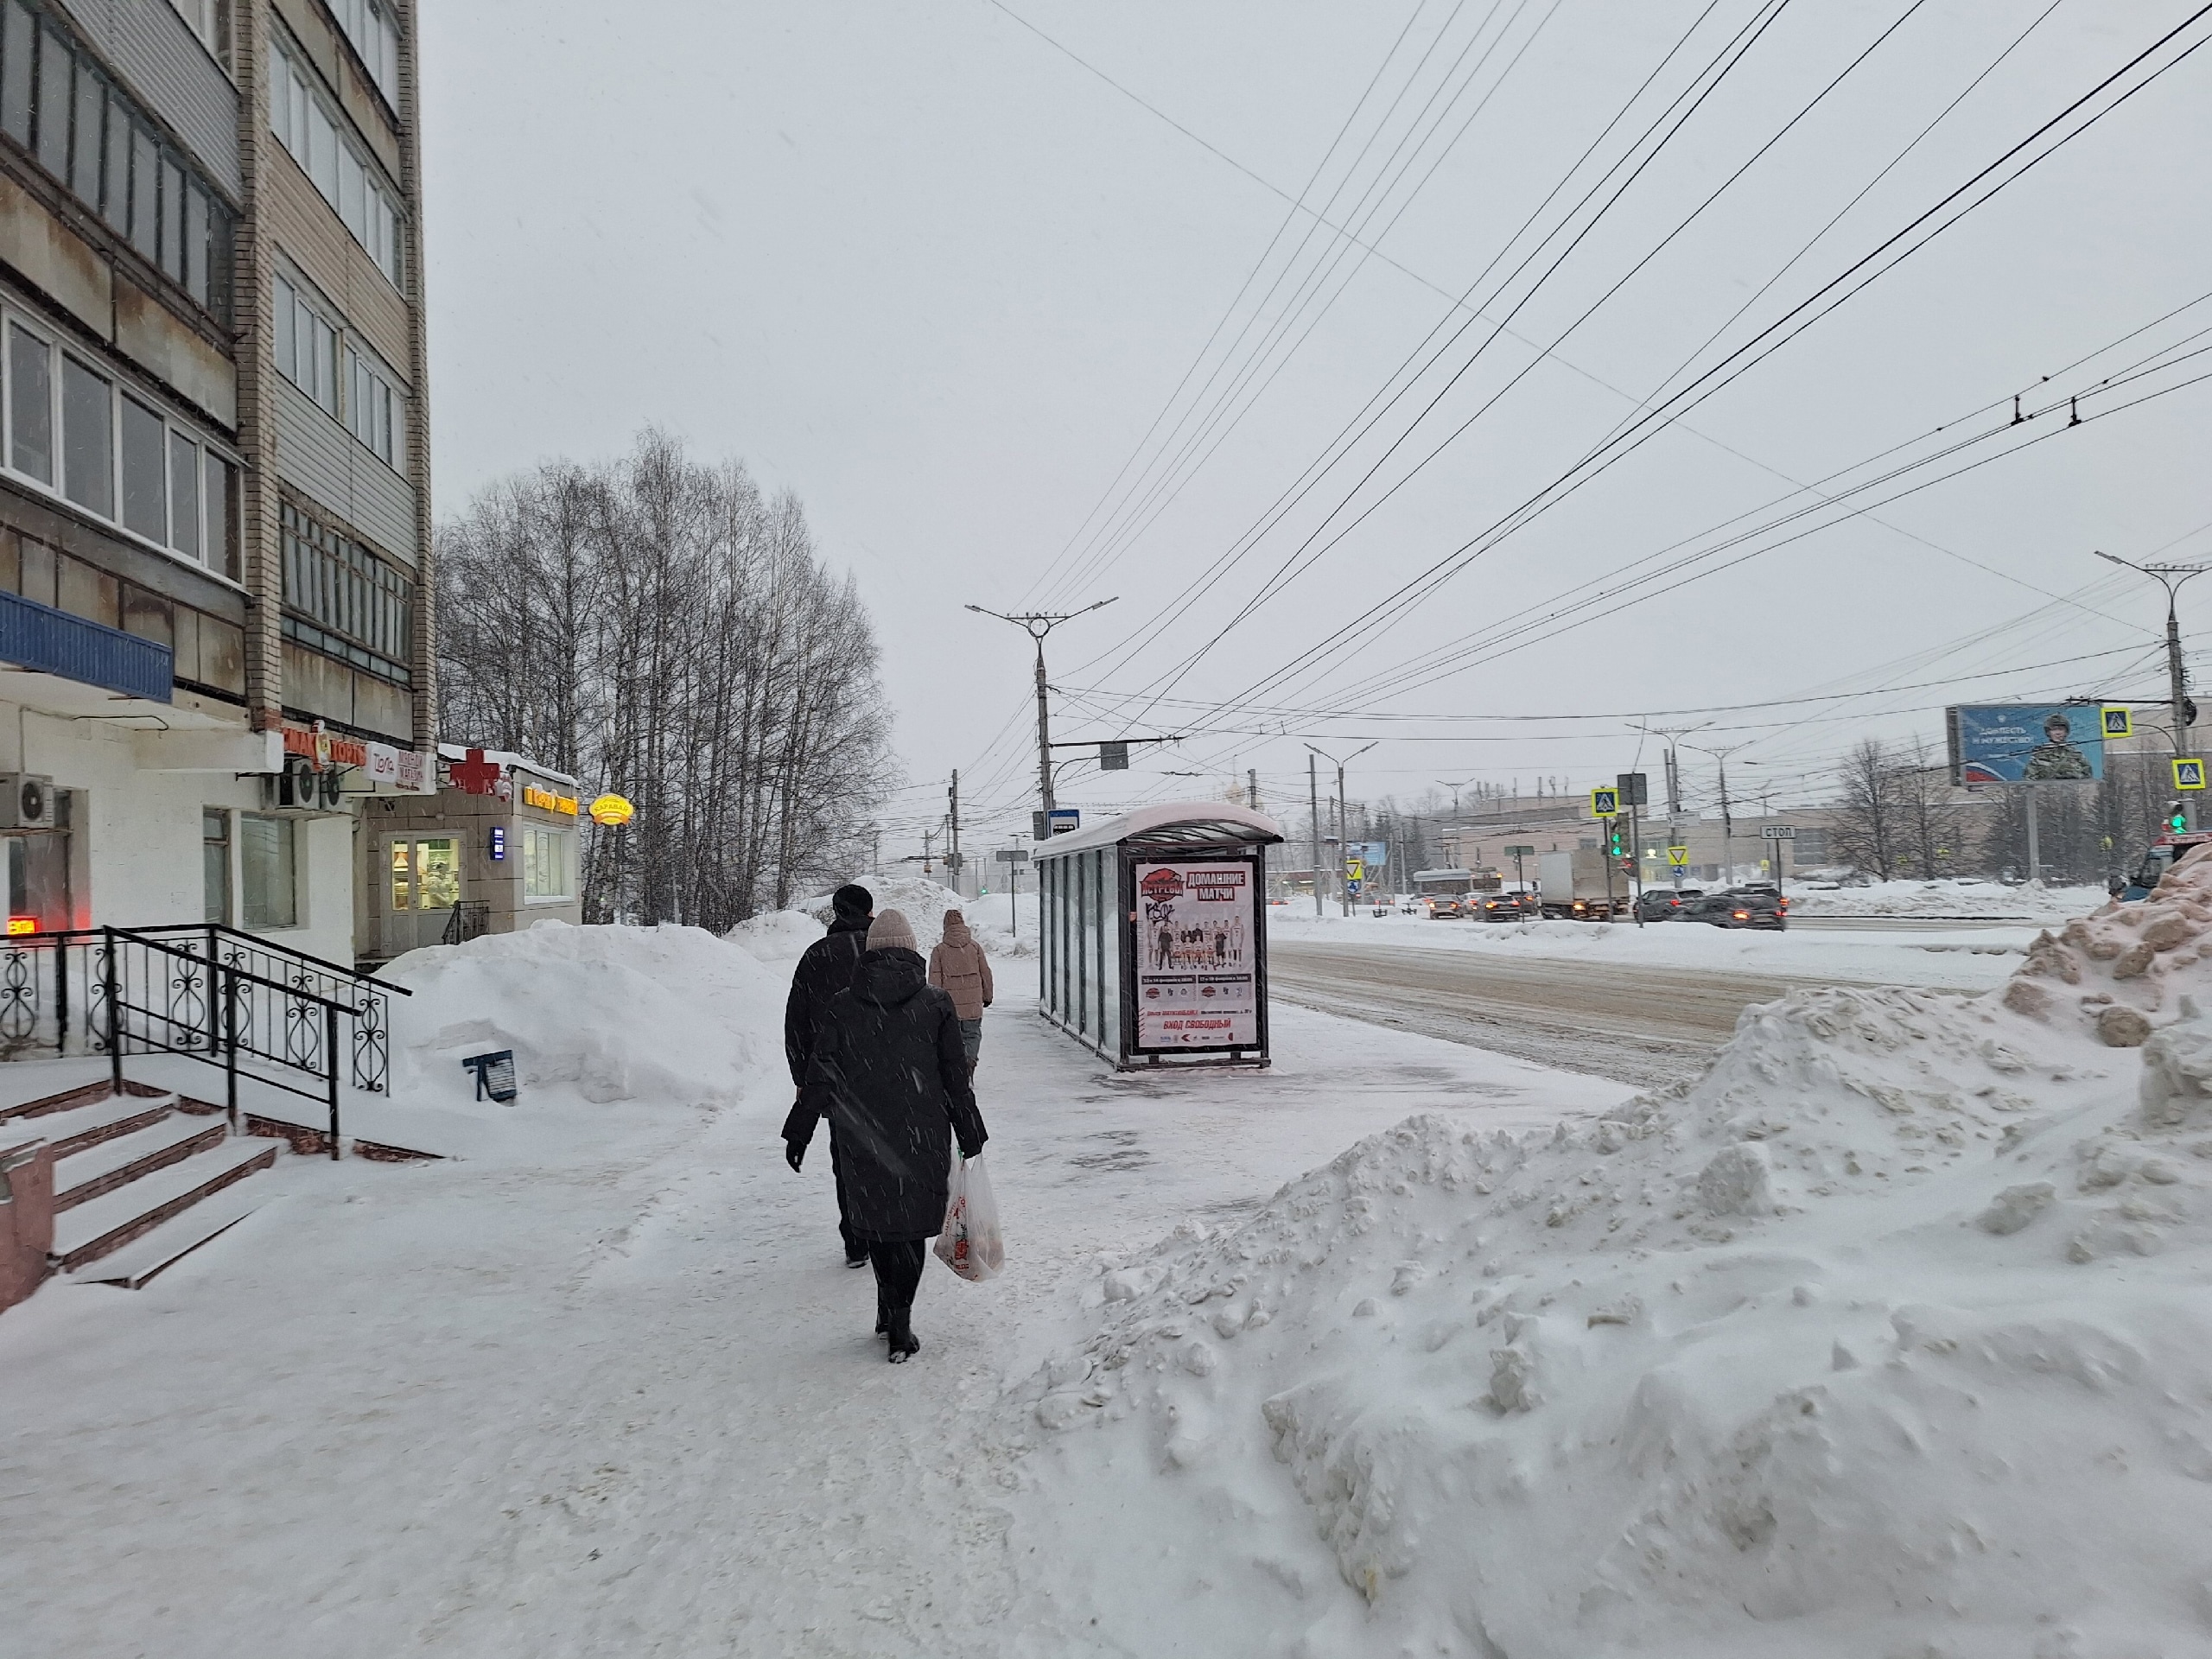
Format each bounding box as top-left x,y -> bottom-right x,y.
1133,861 -> 1257,1050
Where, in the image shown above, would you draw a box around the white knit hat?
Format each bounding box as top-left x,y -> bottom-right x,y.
867,909 -> 918,953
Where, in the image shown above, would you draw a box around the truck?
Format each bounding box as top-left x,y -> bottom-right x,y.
1538,849 -> 1626,921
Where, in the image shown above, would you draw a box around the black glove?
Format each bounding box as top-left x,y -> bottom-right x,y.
785,1140 -> 804,1173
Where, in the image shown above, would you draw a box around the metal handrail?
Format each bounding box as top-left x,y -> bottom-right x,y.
118,927 -> 361,1011
22,922 -> 414,1001
0,923 -> 408,1157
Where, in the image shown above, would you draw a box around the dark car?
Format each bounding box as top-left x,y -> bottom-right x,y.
1424,894 -> 1468,920
1477,892 -> 1538,922
1632,887 -> 1704,923
1683,886 -> 1787,931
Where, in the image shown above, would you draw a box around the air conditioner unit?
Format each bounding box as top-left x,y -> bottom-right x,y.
0,773 -> 54,830
264,755 -> 320,811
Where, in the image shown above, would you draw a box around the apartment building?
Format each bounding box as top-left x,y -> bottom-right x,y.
0,0 -> 430,963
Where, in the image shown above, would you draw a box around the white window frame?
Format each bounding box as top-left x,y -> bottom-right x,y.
239,811 -> 301,931
0,300 -> 244,586
165,0 -> 222,60
269,32 -> 404,289
329,0 -> 399,105
276,266 -> 408,474
523,826 -> 575,903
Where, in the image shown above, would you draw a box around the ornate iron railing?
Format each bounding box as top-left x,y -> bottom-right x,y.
0,924 -> 411,1159
441,900 -> 490,947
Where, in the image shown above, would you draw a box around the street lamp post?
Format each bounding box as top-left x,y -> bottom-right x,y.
1686,741 -> 1751,887
2095,551 -> 2208,831
1309,741 -> 1378,917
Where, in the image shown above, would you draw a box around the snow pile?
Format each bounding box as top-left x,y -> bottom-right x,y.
1789,877 -> 2106,921
386,920 -> 783,1109
1011,857 -> 2212,1655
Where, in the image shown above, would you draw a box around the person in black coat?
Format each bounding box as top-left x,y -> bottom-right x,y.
784,883 -> 874,1264
783,909 -> 988,1363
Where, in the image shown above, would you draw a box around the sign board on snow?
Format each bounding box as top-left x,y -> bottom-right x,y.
1946,702 -> 2104,784
1762,824 -> 1796,840
1667,845 -> 1690,866
1049,808 -> 1082,835
1615,772 -> 1649,807
1099,741 -> 1129,772
1134,862 -> 1256,1051
461,1049 -> 518,1103
2177,758 -> 2207,791
1589,786 -> 1619,819
1504,844 -> 1535,857
2102,707 -> 2133,738
995,848 -> 1030,863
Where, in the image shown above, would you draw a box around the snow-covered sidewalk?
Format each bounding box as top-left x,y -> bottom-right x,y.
0,927 -> 1616,1656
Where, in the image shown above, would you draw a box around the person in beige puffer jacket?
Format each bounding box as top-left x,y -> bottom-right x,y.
927,909 -> 994,1073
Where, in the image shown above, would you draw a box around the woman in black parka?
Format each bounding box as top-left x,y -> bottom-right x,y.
783,909 -> 988,1362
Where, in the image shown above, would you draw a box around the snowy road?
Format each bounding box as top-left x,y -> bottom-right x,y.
1268,937 -> 1844,1084
0,985 -> 1622,1658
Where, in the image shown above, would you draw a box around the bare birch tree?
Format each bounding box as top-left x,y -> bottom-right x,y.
435,430 -> 895,929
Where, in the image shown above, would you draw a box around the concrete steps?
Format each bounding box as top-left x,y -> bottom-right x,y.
51,1135 -> 276,1272
53,1111 -> 228,1211
0,1077 -> 284,1278
66,1187 -> 264,1289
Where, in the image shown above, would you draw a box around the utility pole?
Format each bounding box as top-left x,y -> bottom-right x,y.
947,770 -> 962,898
1309,742 -> 1377,917
966,598 -> 1116,834
1688,741 -> 1749,887
1638,721 -> 1708,891
1308,753 -> 1324,918
1248,766 -> 1260,814
2095,551 -> 2208,830
920,828 -> 936,874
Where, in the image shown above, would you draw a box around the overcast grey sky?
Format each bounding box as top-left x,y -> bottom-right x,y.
419,2 -> 2212,852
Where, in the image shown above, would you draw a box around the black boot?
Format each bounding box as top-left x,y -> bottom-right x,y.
886,1305 -> 919,1363
875,1289 -> 888,1337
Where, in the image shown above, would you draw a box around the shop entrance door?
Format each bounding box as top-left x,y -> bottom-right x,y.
383,836 -> 461,957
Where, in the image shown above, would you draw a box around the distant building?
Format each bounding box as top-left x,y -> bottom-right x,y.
0,0 -> 431,959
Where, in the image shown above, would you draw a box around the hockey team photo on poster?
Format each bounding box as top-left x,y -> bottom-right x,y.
1133,861 -> 1257,1048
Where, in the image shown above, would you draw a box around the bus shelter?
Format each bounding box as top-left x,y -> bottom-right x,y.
1033,804 -> 1283,1070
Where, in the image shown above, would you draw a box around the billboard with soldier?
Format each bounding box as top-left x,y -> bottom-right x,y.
1947,702 -> 2104,785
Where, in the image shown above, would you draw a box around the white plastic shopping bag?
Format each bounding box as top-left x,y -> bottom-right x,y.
935,1154 -> 1005,1282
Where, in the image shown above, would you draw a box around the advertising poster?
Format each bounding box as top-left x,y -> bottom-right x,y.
1949,702 -> 2104,785
1133,861 -> 1257,1049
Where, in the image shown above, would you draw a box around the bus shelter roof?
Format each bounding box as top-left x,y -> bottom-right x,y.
1033,803 -> 1285,861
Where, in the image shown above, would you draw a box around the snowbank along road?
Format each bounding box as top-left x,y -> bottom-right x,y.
1267,937 -> 1889,1086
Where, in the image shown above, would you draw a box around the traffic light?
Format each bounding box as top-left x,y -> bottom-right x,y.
2171,804 -> 2188,832
1607,823 -> 1625,856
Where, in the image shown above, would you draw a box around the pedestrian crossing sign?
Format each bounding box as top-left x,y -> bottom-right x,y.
1666,845 -> 1690,867
1590,785 -> 1619,819
2177,758 -> 2207,791
2103,706 -> 2133,738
